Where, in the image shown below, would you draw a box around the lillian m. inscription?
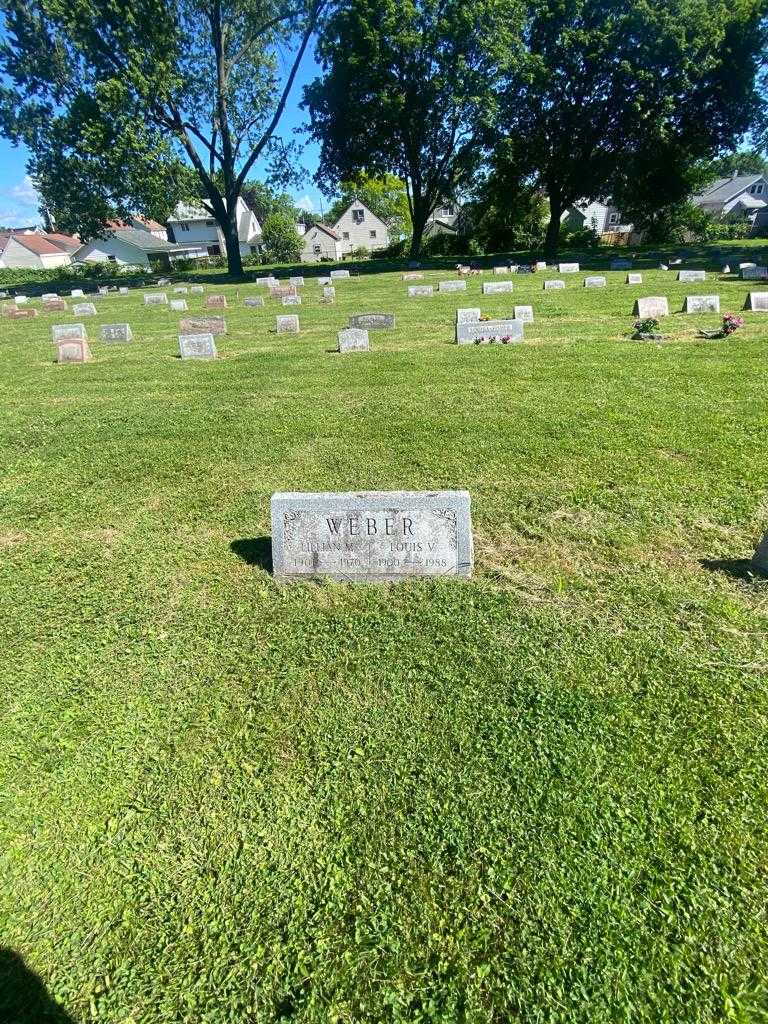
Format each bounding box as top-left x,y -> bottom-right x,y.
271,490 -> 473,581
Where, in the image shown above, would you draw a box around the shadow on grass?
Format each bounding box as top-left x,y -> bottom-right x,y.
230,537 -> 273,573
700,557 -> 767,582
0,948 -> 75,1024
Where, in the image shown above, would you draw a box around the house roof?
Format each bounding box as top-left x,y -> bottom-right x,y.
169,202 -> 215,222
332,199 -> 386,230
134,215 -> 165,231
99,227 -> 196,253
694,174 -> 764,205
43,231 -> 81,251
2,232 -> 69,256
308,223 -> 341,240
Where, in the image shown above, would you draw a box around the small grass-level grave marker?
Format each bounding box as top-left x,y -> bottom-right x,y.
144,292 -> 168,306
402,271 -> 423,280
101,324 -> 133,343
684,295 -> 720,314
174,286 -> 189,294
330,269 -> 350,279
71,288 -> 85,297
179,333 -> 217,359
348,313 -> 395,330
119,286 -> 129,295
678,270 -> 706,282
535,261 -> 547,270
276,315 -> 299,334
282,295 -> 301,306
43,298 -> 67,313
627,273 -> 643,285
456,308 -> 481,323
179,316 -> 227,336
338,327 -> 370,352
741,266 -> 768,280
270,490 -> 474,581
483,281 -> 514,295
170,299 -> 188,312
190,285 -> 205,294
4,305 -> 38,319
14,295 -> 29,305
544,279 -> 565,290
514,305 -> 534,322
439,280 -> 468,293
72,302 -> 97,317
289,276 -> 305,287
204,294 -> 228,309
584,276 -> 607,288
408,285 -> 433,298
634,296 -> 669,318
52,323 -> 87,343
323,286 -> 336,301
558,262 -> 579,273
244,297 -> 264,307
493,265 -> 510,275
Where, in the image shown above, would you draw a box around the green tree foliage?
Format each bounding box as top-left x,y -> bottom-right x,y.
241,181 -> 300,226
325,173 -> 411,238
704,148 -> 768,179
304,0 -> 519,259
260,211 -> 302,262
466,145 -> 548,252
0,0 -> 325,275
497,0 -> 767,258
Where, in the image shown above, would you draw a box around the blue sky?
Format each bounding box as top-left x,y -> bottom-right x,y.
0,50 -> 327,227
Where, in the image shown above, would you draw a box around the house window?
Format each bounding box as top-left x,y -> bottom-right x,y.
107,254 -> 117,262
343,231 -> 349,240
205,220 -> 215,226
352,209 -> 364,224
442,205 -> 453,216
180,223 -> 189,231
207,244 -> 220,256
250,244 -> 259,254
369,230 -> 377,239
313,244 -> 322,255
758,184 -> 764,195
609,213 -> 619,224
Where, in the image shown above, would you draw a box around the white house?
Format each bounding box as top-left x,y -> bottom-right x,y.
167,198 -> 261,258
108,215 -> 168,241
424,200 -> 462,238
0,232 -> 76,269
331,200 -> 389,255
692,172 -> 768,223
74,227 -> 200,269
300,223 -> 344,262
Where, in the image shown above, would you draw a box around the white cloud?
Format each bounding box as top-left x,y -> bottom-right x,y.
296,194 -> 315,212
0,175 -> 41,226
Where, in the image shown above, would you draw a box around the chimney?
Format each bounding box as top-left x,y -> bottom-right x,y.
732,169 -> 739,179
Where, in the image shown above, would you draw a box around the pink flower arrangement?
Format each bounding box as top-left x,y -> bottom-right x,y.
722,314 -> 744,336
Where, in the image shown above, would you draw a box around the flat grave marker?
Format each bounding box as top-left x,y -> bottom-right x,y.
56,339 -> 90,363
71,289 -> 85,298
677,270 -> 705,282
119,287 -> 129,295
544,279 -> 565,290
514,305 -> 534,322
170,299 -> 188,311
144,292 -> 168,306
348,313 -> 395,330
179,316 -> 227,336
5,305 -> 38,319
483,281 -> 514,294
408,285 -> 433,297
14,295 -> 29,305
271,490 -> 474,581
244,297 -> 264,307
190,285 -> 205,294
330,269 -> 350,279
402,272 -> 424,280
290,276 -> 305,287
43,298 -> 67,313
741,266 -> 768,280
493,266 -> 510,275
282,295 -> 302,306
558,263 -> 579,273
627,273 -> 643,285
173,286 -> 189,294
439,280 -> 467,293
72,302 -> 97,317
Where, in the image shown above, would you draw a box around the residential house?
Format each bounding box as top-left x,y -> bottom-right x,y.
73,227 -> 201,269
300,223 -> 344,262
166,198 -> 261,258
105,215 -> 168,241
0,231 -> 77,269
331,200 -> 390,255
424,200 -> 462,238
692,172 -> 768,228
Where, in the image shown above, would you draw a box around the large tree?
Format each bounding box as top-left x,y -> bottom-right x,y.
497,0 -> 766,258
303,0 -> 519,259
0,0 -> 325,275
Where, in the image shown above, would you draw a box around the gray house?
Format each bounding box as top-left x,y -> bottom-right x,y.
692,172 -> 768,228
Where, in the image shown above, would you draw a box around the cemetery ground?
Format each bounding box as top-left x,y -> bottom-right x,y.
1,250 -> 767,1023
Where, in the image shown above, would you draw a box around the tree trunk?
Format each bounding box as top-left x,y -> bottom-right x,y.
221,208 -> 243,277
544,201 -> 563,261
409,208 -> 428,260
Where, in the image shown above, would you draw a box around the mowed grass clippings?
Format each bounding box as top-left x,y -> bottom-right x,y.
1,254 -> 768,1024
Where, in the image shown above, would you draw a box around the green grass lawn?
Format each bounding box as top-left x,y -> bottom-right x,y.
1,255 -> 767,1023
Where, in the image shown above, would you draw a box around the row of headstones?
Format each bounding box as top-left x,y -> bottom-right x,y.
634,292 -> 768,317
404,270 -> 721,298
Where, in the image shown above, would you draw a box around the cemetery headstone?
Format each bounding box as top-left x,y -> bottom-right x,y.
402,272 -> 424,280
101,323 -> 133,343
98,287 -> 109,296
317,277 -> 331,286
244,296 -> 265,307
544,279 -> 565,290
627,273 -> 643,285
684,295 -> 720,314
408,285 -> 433,297
348,313 -> 395,330
745,291 -> 768,311
741,266 -> 768,280
157,278 -> 171,286
633,296 -> 669,318
659,263 -> 669,271
179,333 -> 217,359
170,299 -> 188,311
179,316 -> 227,336
456,308 -> 481,323
190,285 -> 205,294
41,293 -> 58,301
338,328 -> 370,352
256,276 -> 277,287
270,489 -> 474,581
43,298 -> 67,313
204,294 -> 228,308
52,323 -> 87,343
493,266 -> 510,275
483,281 -> 514,294
119,287 -> 129,295
289,276 -> 305,287
739,262 -> 756,270
677,270 -> 705,282
144,292 -> 168,305
5,307 -> 38,319
558,263 -> 579,273
535,261 -> 547,271
330,269 -> 351,279
584,276 -> 607,288
438,280 -> 467,292
456,319 -> 524,345
57,339 -> 90,363
71,289 -> 85,297
73,302 -> 97,316
282,295 -> 302,306
173,286 -> 189,294
14,295 -> 29,305
514,305 -> 534,323
323,286 -> 336,300
276,315 -> 299,334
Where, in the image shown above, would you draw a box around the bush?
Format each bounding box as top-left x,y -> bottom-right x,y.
422,233 -> 481,257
